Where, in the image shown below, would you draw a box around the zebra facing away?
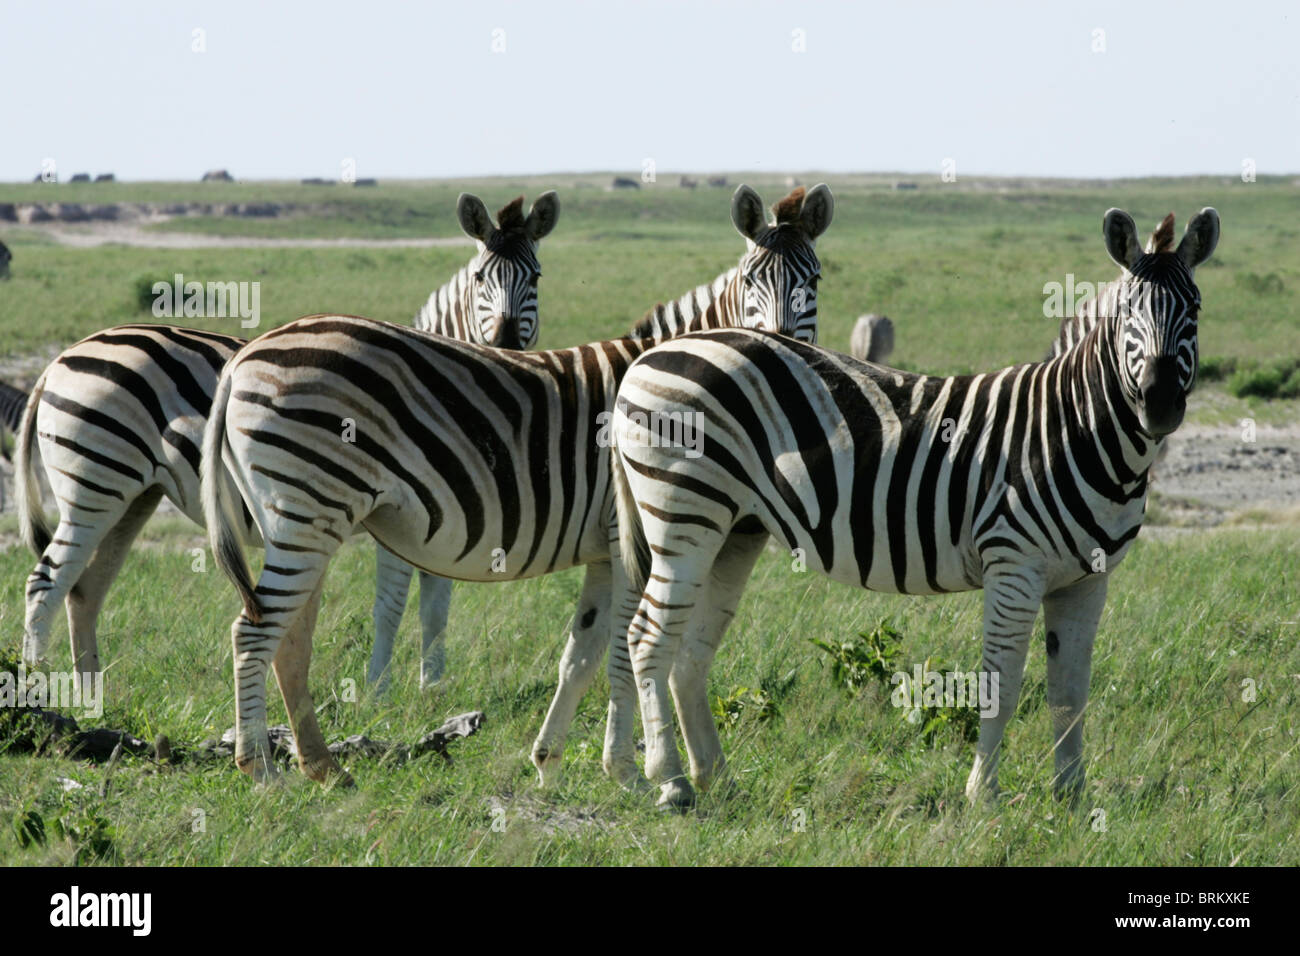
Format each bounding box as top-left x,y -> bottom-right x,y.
17,192 -> 560,688
611,207 -> 1219,808
201,184 -> 833,786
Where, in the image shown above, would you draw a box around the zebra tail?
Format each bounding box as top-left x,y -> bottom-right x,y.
611,442 -> 650,595
15,371 -> 50,556
201,369 -> 263,624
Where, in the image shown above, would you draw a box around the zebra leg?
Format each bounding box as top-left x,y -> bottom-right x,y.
965,566 -> 1047,805
415,572 -> 452,689
368,544 -> 414,693
628,568 -> 714,810
603,559 -> 648,791
232,549 -> 332,785
1042,573 -> 1108,804
64,487 -> 164,690
669,529 -> 766,793
531,561 -> 618,787
24,506 -> 127,668
272,578 -> 349,785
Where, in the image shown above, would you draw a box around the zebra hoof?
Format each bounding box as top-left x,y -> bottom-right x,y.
532,749 -> 564,788
604,758 -> 651,793
656,779 -> 696,812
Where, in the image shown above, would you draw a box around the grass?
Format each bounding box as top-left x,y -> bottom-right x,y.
2,174 -> 1299,372
0,526 -> 1296,865
0,174 -> 1298,865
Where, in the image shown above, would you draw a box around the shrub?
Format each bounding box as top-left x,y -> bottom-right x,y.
133,274 -> 171,312
1234,271 -> 1285,295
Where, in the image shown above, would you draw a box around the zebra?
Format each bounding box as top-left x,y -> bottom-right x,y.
16,192 -> 560,689
609,207 -> 1220,808
0,240 -> 11,280
369,191 -> 558,692
0,379 -> 30,457
200,184 -> 834,786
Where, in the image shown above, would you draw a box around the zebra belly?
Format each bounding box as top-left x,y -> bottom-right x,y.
361,503 -> 604,583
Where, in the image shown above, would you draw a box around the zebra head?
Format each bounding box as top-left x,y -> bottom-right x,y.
1100,206 -> 1219,437
730,184 -> 834,343
456,191 -> 560,349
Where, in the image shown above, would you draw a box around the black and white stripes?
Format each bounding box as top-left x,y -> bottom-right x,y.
201,184 -> 835,786
16,193 -> 559,688
609,207 -> 1220,808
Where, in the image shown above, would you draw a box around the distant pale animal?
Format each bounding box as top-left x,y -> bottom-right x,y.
850,313 -> 894,363
201,169 -> 235,182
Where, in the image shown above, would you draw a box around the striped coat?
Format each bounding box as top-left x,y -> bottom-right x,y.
610,207 -> 1220,807
17,193 -> 560,687
202,184 -> 835,786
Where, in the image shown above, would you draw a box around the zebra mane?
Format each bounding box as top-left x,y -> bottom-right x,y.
772,187 -> 806,224
1046,212 -> 1179,360
1146,213 -> 1175,254
627,268 -> 735,341
496,196 -> 527,234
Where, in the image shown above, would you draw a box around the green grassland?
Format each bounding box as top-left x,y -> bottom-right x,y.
0,175 -> 1297,865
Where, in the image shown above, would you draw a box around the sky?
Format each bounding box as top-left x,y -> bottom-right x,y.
4,0 -> 1297,181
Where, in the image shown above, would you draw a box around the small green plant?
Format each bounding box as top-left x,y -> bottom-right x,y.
13,809 -> 46,848
712,685 -> 779,730
809,619 -> 904,694
11,802 -> 117,863
893,656 -> 982,747
50,806 -> 117,864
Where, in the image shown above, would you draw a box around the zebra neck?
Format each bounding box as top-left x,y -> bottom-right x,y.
413,261 -> 474,339
630,268 -> 739,345
1059,316 -> 1161,490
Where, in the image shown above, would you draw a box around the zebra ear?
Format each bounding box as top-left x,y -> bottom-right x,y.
1176,207 -> 1220,270
457,193 -> 495,243
731,185 -> 766,241
525,191 -> 560,241
800,184 -> 834,241
1102,208 -> 1143,271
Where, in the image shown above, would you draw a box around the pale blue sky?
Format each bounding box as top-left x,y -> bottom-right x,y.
5,0 -> 1297,181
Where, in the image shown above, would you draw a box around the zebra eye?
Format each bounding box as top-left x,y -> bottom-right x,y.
530,274 -> 541,286
808,274 -> 821,288
743,274 -> 755,287
474,271 -> 485,283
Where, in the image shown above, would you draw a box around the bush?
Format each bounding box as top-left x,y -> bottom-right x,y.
133,274 -> 171,312
1227,359 -> 1300,399
1228,366 -> 1285,399
1196,356 -> 1236,382
1234,271 -> 1285,295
